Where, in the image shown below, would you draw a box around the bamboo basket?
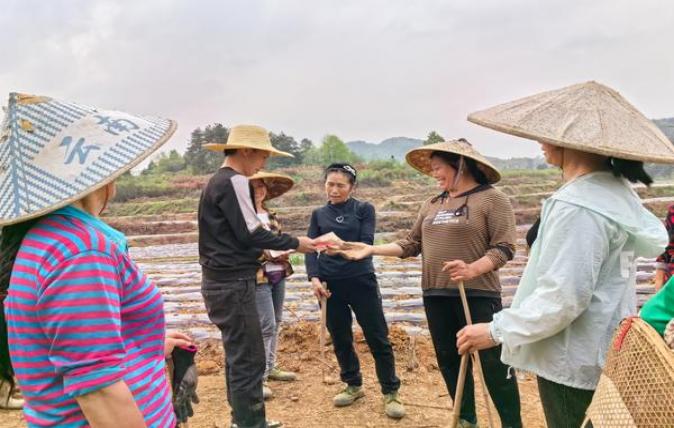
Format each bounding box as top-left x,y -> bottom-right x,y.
584,317 -> 674,427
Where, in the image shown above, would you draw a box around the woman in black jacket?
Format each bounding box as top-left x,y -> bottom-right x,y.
305,163 -> 404,420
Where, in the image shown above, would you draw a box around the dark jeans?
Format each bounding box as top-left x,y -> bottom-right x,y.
423,295 -> 522,428
202,277 -> 267,428
537,376 -> 595,428
325,273 -> 401,394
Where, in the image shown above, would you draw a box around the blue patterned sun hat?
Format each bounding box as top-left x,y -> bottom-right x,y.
0,92 -> 177,226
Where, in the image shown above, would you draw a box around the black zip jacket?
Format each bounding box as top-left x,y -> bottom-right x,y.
305,198 -> 375,280
198,167 -> 299,280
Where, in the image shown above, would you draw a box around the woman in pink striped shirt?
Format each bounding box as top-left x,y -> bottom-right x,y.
0,92 -> 192,427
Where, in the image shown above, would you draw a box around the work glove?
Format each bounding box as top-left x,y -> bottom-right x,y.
171,345 -> 199,425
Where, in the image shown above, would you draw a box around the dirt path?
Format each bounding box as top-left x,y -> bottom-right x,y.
0,323 -> 546,428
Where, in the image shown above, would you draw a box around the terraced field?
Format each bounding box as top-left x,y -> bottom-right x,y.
104,168 -> 673,341
133,235 -> 660,343
4,169 -> 670,428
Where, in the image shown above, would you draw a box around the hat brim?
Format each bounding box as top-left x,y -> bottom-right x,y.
405,145 -> 501,184
203,143 -> 293,158
467,113 -> 674,164
258,177 -> 294,200
0,92 -> 177,226
466,81 -> 674,164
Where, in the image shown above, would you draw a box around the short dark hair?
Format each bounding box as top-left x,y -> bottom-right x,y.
430,151 -> 489,185
606,157 -> 653,186
224,149 -> 238,156
324,163 -> 357,185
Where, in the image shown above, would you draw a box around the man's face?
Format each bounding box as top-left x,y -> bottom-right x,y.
243,149 -> 270,176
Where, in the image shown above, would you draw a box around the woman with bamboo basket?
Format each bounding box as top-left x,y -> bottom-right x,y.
457,81 -> 673,428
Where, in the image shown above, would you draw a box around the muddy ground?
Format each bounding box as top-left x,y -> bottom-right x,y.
1,322 -> 547,428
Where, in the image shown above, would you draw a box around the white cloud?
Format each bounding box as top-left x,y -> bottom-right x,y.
1,0 -> 672,159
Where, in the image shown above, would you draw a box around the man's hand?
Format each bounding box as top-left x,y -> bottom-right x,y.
311,278 -> 331,300
456,323 -> 497,354
338,242 -> 373,260
442,260 -> 480,282
296,236 -> 317,254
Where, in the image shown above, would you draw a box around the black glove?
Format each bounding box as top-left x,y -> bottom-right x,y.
171,345 -> 199,425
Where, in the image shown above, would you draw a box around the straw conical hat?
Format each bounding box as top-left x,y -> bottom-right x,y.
0,92 -> 176,226
203,124 -> 293,157
406,138 -> 501,184
467,81 -> 674,163
249,171 -> 294,200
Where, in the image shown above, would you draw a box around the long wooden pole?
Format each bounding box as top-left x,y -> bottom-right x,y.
450,353 -> 469,427
457,280 -> 495,428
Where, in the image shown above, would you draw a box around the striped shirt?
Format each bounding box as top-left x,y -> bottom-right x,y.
395,185 -> 516,295
5,206 -> 175,427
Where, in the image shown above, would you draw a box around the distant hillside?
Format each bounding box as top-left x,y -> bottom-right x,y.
655,117 -> 674,142
347,137 -> 423,161
486,156 -> 547,170
347,137 -> 547,169
346,117 -> 674,169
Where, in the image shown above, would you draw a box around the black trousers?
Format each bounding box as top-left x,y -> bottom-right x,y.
202,277 -> 267,428
423,295 -> 522,428
325,273 -> 401,394
537,376 -> 595,428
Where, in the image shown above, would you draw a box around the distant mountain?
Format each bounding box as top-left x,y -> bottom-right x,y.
655,117 -> 674,143
486,156 -> 547,170
347,137 -> 547,169
347,137 -> 423,161
347,118 -> 674,170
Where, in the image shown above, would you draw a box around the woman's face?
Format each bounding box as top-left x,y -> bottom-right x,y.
251,179 -> 268,205
540,142 -> 564,167
325,172 -> 353,204
430,156 -> 458,191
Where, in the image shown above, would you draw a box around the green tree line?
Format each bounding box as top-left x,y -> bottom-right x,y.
143,124 -> 363,175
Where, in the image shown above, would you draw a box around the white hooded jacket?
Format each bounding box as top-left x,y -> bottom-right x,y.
491,171 -> 668,389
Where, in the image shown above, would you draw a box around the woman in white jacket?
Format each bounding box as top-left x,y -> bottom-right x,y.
457,81 -> 673,428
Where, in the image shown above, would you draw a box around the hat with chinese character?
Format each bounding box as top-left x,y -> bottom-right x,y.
0,92 -> 176,226
467,81 -> 674,163
249,171 -> 294,200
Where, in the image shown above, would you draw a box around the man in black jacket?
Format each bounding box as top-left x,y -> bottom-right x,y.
199,125 -> 315,428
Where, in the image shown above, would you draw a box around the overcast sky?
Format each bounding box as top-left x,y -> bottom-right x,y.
1,0 -> 672,159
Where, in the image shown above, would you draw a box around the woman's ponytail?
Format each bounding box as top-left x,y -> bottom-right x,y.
607,158 -> 653,186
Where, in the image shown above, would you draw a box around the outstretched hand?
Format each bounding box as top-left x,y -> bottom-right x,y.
296,236 -> 318,254
336,241 -> 373,261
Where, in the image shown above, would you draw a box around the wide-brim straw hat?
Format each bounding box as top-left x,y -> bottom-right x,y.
406,139 -> 501,184
203,124 -> 293,157
467,81 -> 674,164
0,92 -> 176,226
249,171 -> 294,200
